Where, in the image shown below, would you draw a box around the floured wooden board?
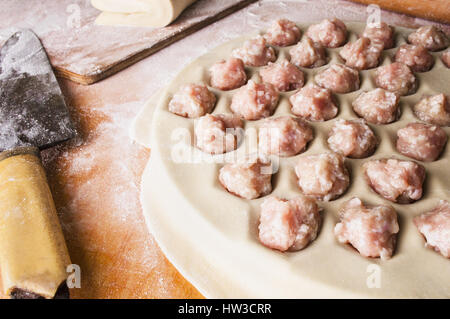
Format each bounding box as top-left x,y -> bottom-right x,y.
0,0 -> 256,85
134,20 -> 450,298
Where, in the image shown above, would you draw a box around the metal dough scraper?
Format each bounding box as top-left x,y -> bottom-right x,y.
0,29 -> 75,299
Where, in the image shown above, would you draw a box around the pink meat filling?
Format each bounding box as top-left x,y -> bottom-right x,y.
375,62 -> 417,96
334,197 -> 399,260
232,36 -> 277,67
352,88 -> 400,124
408,25 -> 449,52
395,44 -> 434,72
363,158 -> 426,203
327,119 -> 378,158
210,58 -> 247,91
414,93 -> 450,126
230,80 -> 279,120
289,36 -> 327,68
258,116 -> 313,157
339,37 -> 383,70
396,123 -> 447,162
306,18 -> 347,48
362,22 -> 395,49
295,153 -> 349,201
315,64 -> 360,94
168,83 -> 216,118
195,114 -> 244,154
264,19 -> 302,47
414,200 -> 450,258
259,196 -> 320,252
219,157 -> 272,199
259,60 -> 305,92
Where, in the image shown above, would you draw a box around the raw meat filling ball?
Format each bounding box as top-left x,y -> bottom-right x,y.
232,36 -> 276,67
375,62 -> 417,96
230,80 -> 279,120
258,116 -> 313,157
259,60 -> 305,92
219,157 -> 272,199
209,58 -> 247,91
395,44 -> 434,72
352,88 -> 400,124
408,25 -> 449,52
258,196 -> 320,252
442,49 -> 450,68
414,94 -> 450,126
327,119 -> 378,158
264,19 -> 302,47
339,37 -> 383,70
295,153 -> 349,201
414,200 -> 450,258
289,84 -> 338,121
334,197 -> 399,260
315,64 -> 360,94
289,36 -> 327,68
362,22 -> 395,49
396,123 -> 447,162
363,158 -> 426,203
195,114 -> 244,154
306,18 -> 347,48
168,83 -> 216,118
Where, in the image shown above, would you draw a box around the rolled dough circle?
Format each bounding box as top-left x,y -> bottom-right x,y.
134,22 -> 450,298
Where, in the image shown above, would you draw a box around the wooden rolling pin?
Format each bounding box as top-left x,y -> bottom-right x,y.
348,0 -> 450,24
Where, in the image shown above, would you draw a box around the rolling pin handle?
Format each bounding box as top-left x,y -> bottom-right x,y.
0,147 -> 71,299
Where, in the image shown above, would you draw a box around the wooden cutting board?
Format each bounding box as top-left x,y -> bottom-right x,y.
347,0 -> 450,24
0,0 -> 256,85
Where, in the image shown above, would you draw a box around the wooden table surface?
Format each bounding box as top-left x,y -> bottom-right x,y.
0,0 -> 448,299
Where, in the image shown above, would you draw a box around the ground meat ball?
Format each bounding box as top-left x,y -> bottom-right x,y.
442,49 -> 450,68
396,123 -> 447,162
168,83 -> 216,118
352,88 -> 400,124
259,60 -> 305,92
414,201 -> 450,258
219,157 -> 272,199
258,116 -> 313,157
230,80 -> 279,120
362,22 -> 395,49
334,197 -> 399,260
258,196 -> 320,252
295,153 -> 349,201
414,94 -> 450,126
232,36 -> 276,67
375,62 -> 417,96
195,114 -> 244,154
408,25 -> 449,52
363,158 -> 426,203
395,44 -> 434,72
306,18 -> 347,48
289,85 -> 338,121
289,36 -> 327,68
327,119 -> 378,158
209,58 -> 247,91
264,19 -> 302,47
315,64 -> 360,94
339,37 -> 383,70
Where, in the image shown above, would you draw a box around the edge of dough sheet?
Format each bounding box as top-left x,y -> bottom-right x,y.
134,22 -> 450,298
141,146 -> 362,298
93,0 -> 198,28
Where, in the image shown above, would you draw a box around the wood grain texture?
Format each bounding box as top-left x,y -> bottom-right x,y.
0,0 -> 448,299
0,0 -> 256,86
347,0 -> 450,23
